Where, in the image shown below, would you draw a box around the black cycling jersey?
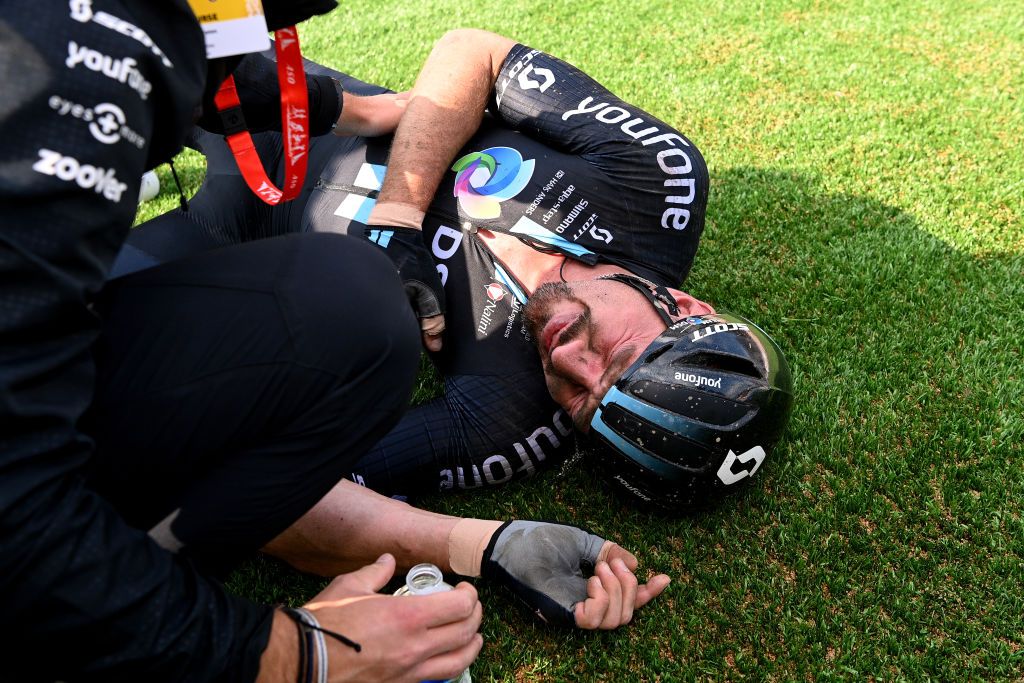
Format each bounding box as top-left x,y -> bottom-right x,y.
118,43 -> 709,499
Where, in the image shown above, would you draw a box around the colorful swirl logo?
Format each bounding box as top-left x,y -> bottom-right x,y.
451,146 -> 535,220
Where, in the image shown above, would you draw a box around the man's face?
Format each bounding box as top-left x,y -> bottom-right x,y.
523,279 -> 673,432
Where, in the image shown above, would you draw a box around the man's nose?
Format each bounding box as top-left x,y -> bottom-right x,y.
550,340 -> 603,390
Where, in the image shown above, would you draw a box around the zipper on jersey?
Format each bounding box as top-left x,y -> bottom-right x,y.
314,178 -> 379,198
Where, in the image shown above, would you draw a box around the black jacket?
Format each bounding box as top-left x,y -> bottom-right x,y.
1,2 -> 272,680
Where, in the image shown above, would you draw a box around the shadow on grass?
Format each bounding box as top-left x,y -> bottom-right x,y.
229,167 -> 1023,680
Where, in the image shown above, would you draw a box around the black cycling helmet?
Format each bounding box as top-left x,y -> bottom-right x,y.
587,275 -> 793,512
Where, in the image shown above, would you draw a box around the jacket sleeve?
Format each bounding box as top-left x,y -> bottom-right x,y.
0,4 -> 272,681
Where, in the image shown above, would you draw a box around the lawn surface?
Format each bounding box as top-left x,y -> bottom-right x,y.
137,1 -> 1023,679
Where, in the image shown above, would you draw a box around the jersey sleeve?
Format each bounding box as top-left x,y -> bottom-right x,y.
0,6 -> 271,681
488,44 -> 709,286
490,44 -> 696,164
349,371 -> 575,497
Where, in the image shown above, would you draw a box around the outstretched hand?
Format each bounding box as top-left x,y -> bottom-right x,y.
305,554 -> 482,683
482,520 -> 670,630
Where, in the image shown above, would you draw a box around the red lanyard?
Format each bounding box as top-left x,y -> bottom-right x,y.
214,27 -> 309,205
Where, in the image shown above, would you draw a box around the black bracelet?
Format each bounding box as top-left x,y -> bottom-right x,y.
301,612 -> 315,683
282,606 -> 363,683
283,607 -> 363,653
282,608 -> 316,683
309,623 -> 362,653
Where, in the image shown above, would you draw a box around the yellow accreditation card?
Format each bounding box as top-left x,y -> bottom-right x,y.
187,0 -> 271,59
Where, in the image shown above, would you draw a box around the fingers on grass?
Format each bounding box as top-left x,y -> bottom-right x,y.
635,573 -> 672,609
611,558 -> 638,625
575,574 -> 609,629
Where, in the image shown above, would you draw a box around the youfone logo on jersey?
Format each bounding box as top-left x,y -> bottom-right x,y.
66,41 -> 152,100
451,146 -> 535,220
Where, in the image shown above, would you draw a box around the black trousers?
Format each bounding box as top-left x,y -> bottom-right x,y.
83,233 -> 419,575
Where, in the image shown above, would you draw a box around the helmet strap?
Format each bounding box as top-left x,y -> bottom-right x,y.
596,274 -> 679,325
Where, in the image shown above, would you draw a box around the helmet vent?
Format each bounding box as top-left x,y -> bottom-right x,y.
642,342 -> 673,365
602,402 -> 711,474
679,352 -> 761,379
632,379 -> 754,426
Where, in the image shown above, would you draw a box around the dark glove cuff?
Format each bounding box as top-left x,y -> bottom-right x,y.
480,520 -> 515,581
308,75 -> 344,136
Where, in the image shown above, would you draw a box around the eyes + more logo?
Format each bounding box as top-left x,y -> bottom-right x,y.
48,96 -> 146,148
451,147 -> 535,220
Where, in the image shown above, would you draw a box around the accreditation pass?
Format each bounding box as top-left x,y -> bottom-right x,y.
187,0 -> 271,59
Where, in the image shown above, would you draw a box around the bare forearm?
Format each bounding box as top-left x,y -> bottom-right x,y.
377,29 -> 516,211
264,480 -> 461,575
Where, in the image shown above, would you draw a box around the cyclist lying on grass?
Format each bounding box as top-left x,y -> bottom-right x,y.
114,29 -> 790,630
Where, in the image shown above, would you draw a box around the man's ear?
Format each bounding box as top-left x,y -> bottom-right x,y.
667,287 -> 716,317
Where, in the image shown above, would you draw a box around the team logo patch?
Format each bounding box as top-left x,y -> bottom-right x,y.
451,146 -> 535,220
485,282 -> 506,302
717,446 -> 767,485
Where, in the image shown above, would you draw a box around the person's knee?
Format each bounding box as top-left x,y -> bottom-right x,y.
279,233 -> 420,388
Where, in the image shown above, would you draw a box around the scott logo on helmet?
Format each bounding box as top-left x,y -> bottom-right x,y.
691,321 -> 748,342
717,445 -> 766,486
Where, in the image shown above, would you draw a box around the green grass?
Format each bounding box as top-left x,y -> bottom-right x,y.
137,0 -> 1024,679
